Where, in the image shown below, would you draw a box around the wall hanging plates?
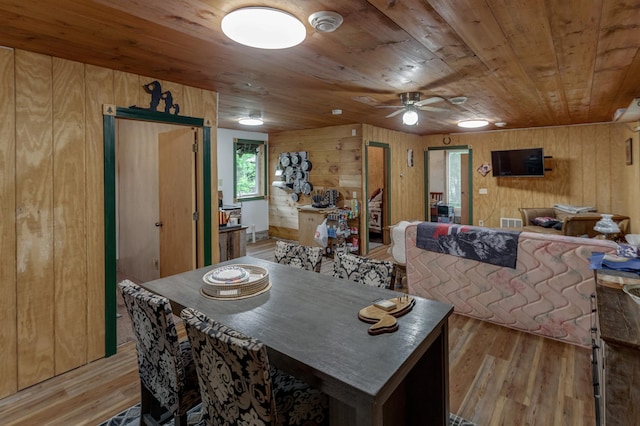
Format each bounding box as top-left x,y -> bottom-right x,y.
301,181 -> 313,195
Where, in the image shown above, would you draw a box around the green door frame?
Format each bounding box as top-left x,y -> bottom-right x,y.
103,106 -> 212,356
424,146 -> 473,224
365,141 -> 391,253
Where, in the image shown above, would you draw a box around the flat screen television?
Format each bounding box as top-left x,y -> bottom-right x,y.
491,148 -> 545,177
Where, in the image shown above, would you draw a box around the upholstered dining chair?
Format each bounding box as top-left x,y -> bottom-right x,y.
333,252 -> 395,289
181,307 -> 329,426
274,240 -> 323,273
118,280 -> 201,426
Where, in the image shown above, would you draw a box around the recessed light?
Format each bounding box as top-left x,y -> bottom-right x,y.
449,96 -> 467,105
332,109 -> 343,115
495,122 -> 507,127
222,7 -> 306,49
239,116 -> 264,126
458,119 -> 489,129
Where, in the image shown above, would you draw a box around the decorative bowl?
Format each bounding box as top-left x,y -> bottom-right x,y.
623,284 -> 640,305
625,234 -> 640,246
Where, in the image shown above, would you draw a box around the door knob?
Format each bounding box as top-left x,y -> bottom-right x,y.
155,222 -> 163,227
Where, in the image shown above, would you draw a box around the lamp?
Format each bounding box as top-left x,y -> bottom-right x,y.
402,108 -> 419,126
458,119 -> 489,129
239,115 -> 264,126
221,7 -> 306,49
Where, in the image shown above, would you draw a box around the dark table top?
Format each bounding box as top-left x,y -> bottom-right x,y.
596,270 -> 640,349
142,256 -> 453,404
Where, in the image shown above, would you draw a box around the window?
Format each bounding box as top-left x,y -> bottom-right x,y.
447,150 -> 464,208
234,138 -> 267,201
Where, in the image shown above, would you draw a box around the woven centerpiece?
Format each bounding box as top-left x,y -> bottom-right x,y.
201,265 -> 270,300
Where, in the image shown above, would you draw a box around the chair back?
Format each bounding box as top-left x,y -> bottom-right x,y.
118,280 -> 186,414
274,240 -> 323,272
333,252 -> 394,288
181,307 -> 278,426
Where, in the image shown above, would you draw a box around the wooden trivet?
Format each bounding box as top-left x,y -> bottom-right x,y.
358,296 -> 415,335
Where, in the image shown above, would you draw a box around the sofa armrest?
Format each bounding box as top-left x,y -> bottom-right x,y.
519,208 -> 556,225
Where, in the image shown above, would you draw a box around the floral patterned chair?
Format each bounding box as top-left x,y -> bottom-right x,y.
274,240 -> 323,273
118,280 -> 201,426
333,252 -> 394,289
180,307 -> 329,426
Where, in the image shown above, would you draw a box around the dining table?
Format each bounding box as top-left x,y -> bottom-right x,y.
141,256 -> 453,426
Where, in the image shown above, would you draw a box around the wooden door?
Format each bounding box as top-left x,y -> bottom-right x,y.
158,128 -> 196,277
461,153 -> 469,224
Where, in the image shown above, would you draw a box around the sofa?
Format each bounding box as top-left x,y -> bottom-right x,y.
519,207 -> 630,237
404,222 -> 619,347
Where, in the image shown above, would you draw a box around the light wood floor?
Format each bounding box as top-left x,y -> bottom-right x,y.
0,238 -> 596,425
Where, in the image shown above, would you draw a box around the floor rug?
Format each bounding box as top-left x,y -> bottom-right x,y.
99,403 -> 477,425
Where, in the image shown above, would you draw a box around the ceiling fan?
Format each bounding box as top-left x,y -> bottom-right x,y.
378,92 -> 450,125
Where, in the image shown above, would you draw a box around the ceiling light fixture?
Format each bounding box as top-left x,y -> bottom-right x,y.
221,7 -> 306,49
308,11 -> 343,33
402,108 -> 419,126
239,115 -> 264,126
458,119 -> 489,129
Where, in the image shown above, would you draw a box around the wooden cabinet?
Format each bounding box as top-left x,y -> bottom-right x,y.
593,271 -> 640,426
218,226 -> 247,262
297,207 -> 331,248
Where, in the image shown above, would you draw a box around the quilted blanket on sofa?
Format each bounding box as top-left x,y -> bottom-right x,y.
406,224 -> 618,347
416,222 -> 520,268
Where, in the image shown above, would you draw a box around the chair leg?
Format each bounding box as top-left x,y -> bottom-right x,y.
140,381 -> 152,426
174,414 -> 189,426
139,382 -> 166,426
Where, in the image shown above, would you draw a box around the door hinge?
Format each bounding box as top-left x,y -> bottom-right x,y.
192,142 -> 198,153
193,211 -> 199,221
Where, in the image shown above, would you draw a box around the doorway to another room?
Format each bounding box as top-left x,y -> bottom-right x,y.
426,146 -> 472,225
366,142 -> 390,252
103,107 -> 214,357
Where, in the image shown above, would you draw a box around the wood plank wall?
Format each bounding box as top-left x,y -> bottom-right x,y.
268,124 -> 425,250
268,125 -> 364,242
424,123 -> 639,230
0,48 -> 218,399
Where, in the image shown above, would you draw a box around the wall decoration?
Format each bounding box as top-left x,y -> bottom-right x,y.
130,80 -> 180,115
626,138 -> 632,165
407,148 -> 414,167
275,151 -> 313,202
477,163 -> 492,176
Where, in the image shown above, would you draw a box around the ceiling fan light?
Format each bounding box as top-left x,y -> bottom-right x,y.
239,115 -> 264,126
222,7 -> 306,49
402,109 -> 419,125
458,119 -> 489,129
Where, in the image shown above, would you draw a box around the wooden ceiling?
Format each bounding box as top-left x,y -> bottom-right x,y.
1,0 -> 639,135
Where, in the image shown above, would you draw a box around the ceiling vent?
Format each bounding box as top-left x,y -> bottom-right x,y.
308,11 -> 343,33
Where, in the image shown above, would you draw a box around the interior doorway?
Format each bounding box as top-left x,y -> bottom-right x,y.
425,146 -> 473,225
103,107 -> 214,357
365,142 -> 390,252
115,121 -> 199,345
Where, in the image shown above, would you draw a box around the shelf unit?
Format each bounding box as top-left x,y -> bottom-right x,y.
297,202 -> 360,257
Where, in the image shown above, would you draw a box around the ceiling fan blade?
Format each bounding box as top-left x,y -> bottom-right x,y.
414,96 -> 445,107
385,108 -> 406,118
418,105 -> 449,112
375,105 -> 404,109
